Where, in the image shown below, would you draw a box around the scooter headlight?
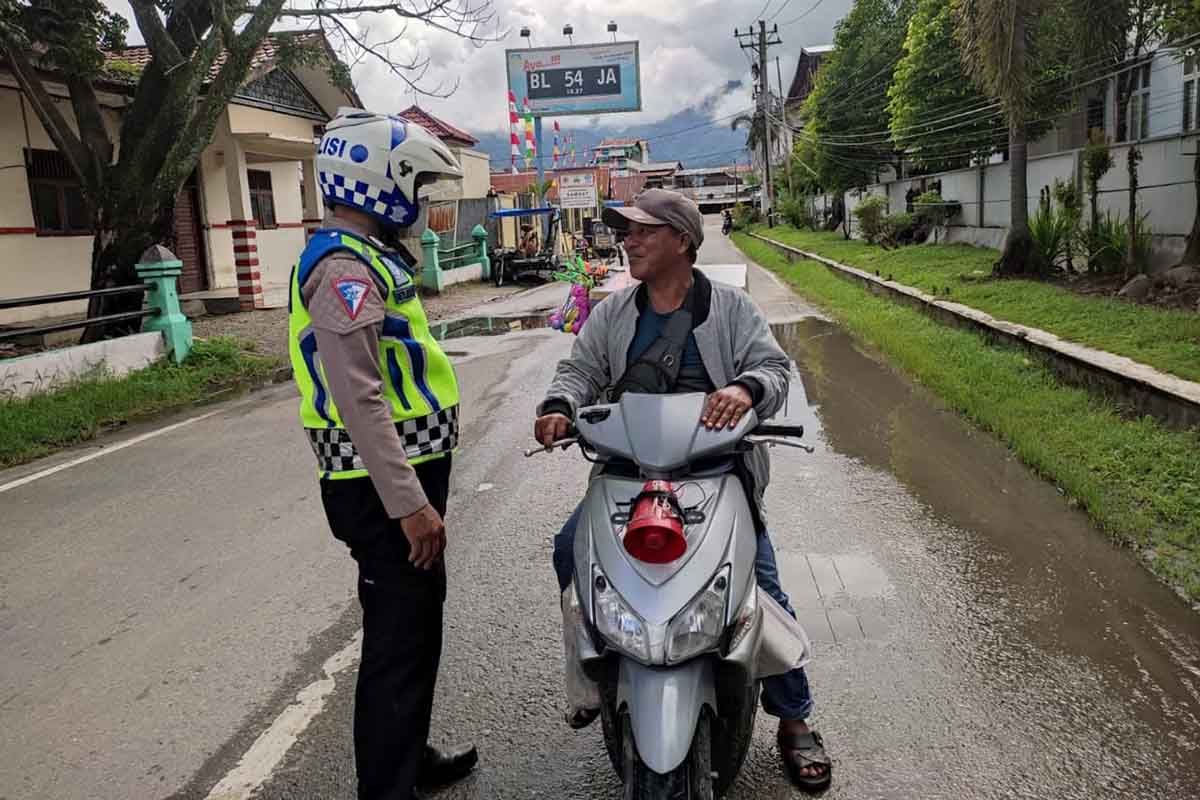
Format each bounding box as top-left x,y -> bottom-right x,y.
592,566 -> 651,662
666,566 -> 731,663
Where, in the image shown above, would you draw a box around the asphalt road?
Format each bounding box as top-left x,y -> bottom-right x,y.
2,225 -> 1198,800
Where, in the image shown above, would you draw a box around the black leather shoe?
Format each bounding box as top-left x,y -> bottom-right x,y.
416,744 -> 478,789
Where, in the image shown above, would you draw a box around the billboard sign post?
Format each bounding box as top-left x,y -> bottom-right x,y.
505,42 -> 641,118
506,41 -> 639,231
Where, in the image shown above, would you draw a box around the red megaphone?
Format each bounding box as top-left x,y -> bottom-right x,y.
623,480 -> 688,564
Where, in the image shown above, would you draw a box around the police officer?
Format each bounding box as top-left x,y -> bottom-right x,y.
288,108 -> 476,800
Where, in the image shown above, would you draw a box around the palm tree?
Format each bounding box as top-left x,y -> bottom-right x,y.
732,112 -> 765,152
954,0 -> 1041,275
525,178 -> 555,203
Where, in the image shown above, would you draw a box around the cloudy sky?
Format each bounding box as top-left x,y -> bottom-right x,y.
103,0 -> 852,136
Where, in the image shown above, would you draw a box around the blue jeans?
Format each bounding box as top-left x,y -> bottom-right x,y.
552,504 -> 814,721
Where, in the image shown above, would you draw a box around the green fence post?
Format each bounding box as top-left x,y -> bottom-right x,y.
135,244 -> 193,364
420,228 -> 444,293
472,224 -> 491,280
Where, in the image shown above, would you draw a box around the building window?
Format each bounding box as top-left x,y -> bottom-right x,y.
1117,62 -> 1151,142
1185,53 -> 1199,133
25,148 -> 92,235
248,169 -> 277,228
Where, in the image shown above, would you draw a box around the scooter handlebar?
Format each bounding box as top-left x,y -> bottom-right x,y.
753,423 -> 805,439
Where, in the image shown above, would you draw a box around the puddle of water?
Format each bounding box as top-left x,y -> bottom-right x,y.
771,318 -> 1200,758
429,314 -> 550,341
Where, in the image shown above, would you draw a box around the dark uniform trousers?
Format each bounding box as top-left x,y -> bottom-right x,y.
320,454 -> 453,800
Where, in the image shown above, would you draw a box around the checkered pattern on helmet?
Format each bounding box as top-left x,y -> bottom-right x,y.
319,170 -> 395,217
305,406 -> 458,472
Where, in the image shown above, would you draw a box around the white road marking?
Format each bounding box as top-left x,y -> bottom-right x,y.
205,631 -> 362,800
0,408 -> 227,495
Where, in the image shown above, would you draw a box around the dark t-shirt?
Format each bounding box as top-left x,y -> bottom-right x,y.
626,308 -> 715,394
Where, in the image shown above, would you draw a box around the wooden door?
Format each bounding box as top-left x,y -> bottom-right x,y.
172,173 -> 208,294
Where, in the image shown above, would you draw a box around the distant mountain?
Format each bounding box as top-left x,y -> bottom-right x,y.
474,81 -> 751,172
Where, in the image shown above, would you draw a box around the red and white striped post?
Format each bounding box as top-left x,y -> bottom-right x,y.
229,219 -> 263,311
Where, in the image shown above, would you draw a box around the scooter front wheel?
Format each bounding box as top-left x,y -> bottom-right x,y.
621,712 -> 714,800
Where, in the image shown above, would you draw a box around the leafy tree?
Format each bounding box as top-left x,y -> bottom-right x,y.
803,0 -> 917,231
1,0 -> 497,339
788,133 -> 823,197
954,0 -> 1078,275
853,194 -> 890,244
888,0 -> 997,173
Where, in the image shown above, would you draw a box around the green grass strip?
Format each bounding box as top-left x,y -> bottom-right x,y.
0,338 -> 282,469
734,232 -> 1200,604
754,225 -> 1200,383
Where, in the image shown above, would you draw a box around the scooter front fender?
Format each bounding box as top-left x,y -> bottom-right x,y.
618,658 -> 716,774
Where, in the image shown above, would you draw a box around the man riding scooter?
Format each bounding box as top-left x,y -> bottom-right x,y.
721,209 -> 733,236
534,189 -> 833,792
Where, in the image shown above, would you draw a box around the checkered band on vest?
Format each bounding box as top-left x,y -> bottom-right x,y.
306,406 -> 459,473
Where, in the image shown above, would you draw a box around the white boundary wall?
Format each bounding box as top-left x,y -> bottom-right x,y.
813,132 -> 1197,270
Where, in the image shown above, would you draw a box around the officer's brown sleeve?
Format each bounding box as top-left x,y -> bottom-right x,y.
303,255 -> 430,519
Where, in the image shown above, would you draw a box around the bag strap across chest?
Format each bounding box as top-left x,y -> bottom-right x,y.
611,284 -> 696,401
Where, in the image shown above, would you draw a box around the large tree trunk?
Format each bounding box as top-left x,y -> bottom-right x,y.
995,121 -> 1037,276
80,206 -> 172,343
1181,146 -> 1200,267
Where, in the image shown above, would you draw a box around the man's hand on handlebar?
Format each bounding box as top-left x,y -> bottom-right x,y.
702,384 -> 753,430
535,413 -> 572,448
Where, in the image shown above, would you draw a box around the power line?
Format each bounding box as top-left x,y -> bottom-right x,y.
791,57 -> 1189,152
771,86 -> 1193,174
777,0 -> 826,26
486,105 -> 758,169
802,31 -> 1197,140
767,0 -> 796,22
795,41 -> 1196,148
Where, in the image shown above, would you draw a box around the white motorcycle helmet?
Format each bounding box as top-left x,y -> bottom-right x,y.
316,107 -> 463,229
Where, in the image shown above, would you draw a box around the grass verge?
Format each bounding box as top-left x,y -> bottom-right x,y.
0,337 -> 282,469
734,232 -> 1200,604
752,225 -> 1200,382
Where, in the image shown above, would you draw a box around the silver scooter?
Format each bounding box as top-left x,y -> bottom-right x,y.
528,392 -> 812,799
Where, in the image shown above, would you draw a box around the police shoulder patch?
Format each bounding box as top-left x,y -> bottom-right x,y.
332,276 -> 372,320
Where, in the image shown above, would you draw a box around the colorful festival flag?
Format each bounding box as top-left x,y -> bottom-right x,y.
507,91 -> 521,174
522,98 -> 536,169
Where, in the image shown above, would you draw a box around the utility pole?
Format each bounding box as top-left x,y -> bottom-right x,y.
735,22 -> 782,226
758,21 -> 773,225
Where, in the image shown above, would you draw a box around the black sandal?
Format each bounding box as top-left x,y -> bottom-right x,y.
565,707 -> 600,729
777,729 -> 833,793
